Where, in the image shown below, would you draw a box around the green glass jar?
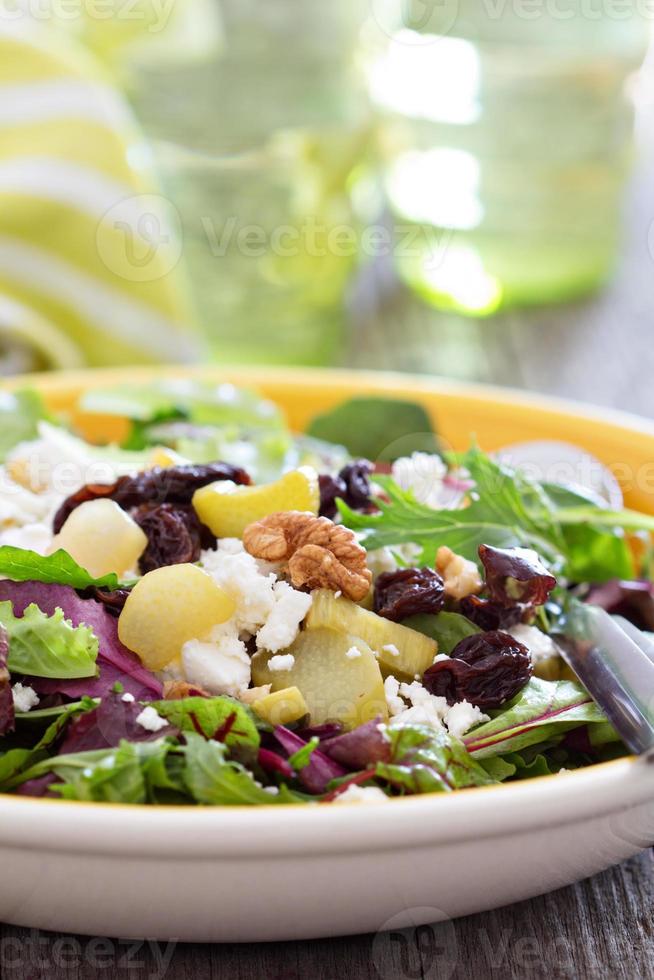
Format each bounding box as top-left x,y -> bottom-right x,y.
363,0 -> 650,315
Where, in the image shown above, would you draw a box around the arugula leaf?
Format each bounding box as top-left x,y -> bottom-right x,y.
0,700 -> 89,788
288,736 -> 320,772
181,733 -> 294,805
402,611 -> 481,653
308,397 -> 440,463
151,696 -> 260,755
0,390 -> 47,461
341,445 -> 642,582
462,678 -> 606,759
375,724 -> 497,793
0,601 -> 98,679
0,547 -> 120,590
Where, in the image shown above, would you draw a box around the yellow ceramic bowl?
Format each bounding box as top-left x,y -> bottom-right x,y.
0,366 -> 652,942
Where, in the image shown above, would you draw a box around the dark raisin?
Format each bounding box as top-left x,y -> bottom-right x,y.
423,630 -> 532,709
459,594 -> 525,632
53,461 -> 250,532
88,587 -> 133,617
479,544 -> 556,608
132,503 -> 211,573
318,459 -> 373,520
374,567 -> 445,622
340,460 -> 373,510
318,474 -> 347,520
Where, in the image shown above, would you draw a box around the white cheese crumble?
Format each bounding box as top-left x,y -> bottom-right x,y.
268,654 -> 296,673
444,700 -> 489,739
384,676 -> 405,717
121,692 -> 135,703
391,452 -> 466,510
200,540 -> 311,652
334,590 -> 342,599
135,706 -> 168,733
182,625 -> 251,696
509,623 -> 559,664
333,785 -> 389,804
12,683 -> 39,713
345,646 -> 362,660
382,643 -> 400,658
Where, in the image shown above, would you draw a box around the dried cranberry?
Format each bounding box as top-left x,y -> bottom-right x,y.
53,461 -> 250,532
318,459 -> 373,520
479,544 -> 556,608
374,567 -> 445,622
459,595 -> 525,632
132,503 -> 210,573
423,630 -> 532,709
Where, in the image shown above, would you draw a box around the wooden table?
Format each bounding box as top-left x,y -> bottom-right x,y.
2,96 -> 654,980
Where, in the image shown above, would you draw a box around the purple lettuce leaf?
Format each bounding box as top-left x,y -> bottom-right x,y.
59,693 -> 177,753
272,726 -> 347,795
258,747 -> 295,781
0,624 -> 14,736
321,719 -> 391,771
0,581 -> 161,700
15,773 -> 60,798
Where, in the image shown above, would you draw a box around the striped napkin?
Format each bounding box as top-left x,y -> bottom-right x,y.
0,23 -> 200,368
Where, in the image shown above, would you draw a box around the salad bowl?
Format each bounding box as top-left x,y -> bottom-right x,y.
0,365 -> 652,943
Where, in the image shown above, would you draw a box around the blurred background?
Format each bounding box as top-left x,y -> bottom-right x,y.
1,0 -> 653,412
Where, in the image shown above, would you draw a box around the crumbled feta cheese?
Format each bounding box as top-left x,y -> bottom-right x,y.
345,646 -> 362,660
264,785 -> 280,795
12,683 -> 39,713
135,706 -> 168,732
366,547 -> 400,578
182,625 -> 251,696
121,692 -> 135,703
200,540 -> 311,652
444,700 -> 489,739
390,680 -> 449,730
255,581 -> 312,653
268,654 -> 296,673
509,623 -> 558,664
384,675 -> 405,716
382,643 -> 400,658
391,452 -> 466,510
333,785 -> 389,804
239,684 -> 272,705
432,653 -> 450,664
0,522 -> 53,555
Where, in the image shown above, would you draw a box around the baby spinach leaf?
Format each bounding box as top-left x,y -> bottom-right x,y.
402,611 -> 481,654
308,397 -> 440,463
0,547 -> 120,590
463,678 -> 606,759
0,601 -> 98,679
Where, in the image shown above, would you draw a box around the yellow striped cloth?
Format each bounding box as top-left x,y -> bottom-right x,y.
0,23 -> 201,368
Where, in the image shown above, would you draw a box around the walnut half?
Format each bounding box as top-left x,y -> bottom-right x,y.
436,545 -> 483,600
243,511 -> 372,602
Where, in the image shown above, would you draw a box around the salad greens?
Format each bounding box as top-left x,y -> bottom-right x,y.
0,602 -> 98,679
340,446 -> 644,583
0,380 -> 643,807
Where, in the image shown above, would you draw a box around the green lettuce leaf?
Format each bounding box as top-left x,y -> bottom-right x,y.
375,724 -> 497,794
0,546 -> 121,590
0,601 -> 98,679
151,696 -> 261,755
0,700 -> 91,788
402,611 -> 481,654
463,678 -> 606,759
341,445 -> 640,582
181,733 -> 300,805
308,396 -> 440,462
0,390 -> 47,461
